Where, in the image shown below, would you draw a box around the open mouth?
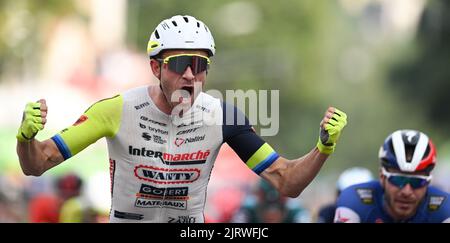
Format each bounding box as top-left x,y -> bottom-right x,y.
181,86 -> 194,96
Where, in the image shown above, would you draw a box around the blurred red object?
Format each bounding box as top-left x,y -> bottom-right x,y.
206,144 -> 259,222
29,194 -> 62,223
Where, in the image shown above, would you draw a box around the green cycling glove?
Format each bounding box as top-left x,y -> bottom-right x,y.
316,108 -> 347,155
16,102 -> 44,142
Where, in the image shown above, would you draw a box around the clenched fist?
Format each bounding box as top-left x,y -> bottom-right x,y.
316,107 -> 347,155
16,99 -> 47,142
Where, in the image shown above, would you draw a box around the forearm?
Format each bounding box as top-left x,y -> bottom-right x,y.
263,147 -> 328,197
17,139 -> 62,176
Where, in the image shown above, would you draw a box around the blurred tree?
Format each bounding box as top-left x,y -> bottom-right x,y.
0,0 -> 76,83
390,0 -> 450,134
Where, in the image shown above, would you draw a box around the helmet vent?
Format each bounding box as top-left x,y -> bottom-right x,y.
197,22 -> 200,28
183,16 -> 189,23
172,21 -> 178,27
405,145 -> 415,162
155,30 -> 160,39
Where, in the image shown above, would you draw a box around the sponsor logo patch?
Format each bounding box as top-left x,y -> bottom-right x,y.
428,196 -> 446,211
139,123 -> 168,135
356,188 -> 373,204
141,133 -> 167,144
135,198 -> 187,210
176,127 -> 201,135
137,184 -> 189,199
174,135 -> 205,147
134,165 -> 200,184
140,116 -> 167,127
135,102 -> 150,110
73,115 -> 88,126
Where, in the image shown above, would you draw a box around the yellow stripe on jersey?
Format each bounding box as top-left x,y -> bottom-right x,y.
246,143 -> 279,174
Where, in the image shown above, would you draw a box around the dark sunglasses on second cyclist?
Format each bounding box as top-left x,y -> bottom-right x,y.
158,54 -> 211,75
381,167 -> 431,189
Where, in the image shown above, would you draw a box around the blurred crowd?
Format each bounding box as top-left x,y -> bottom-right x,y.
0,171 -> 111,223
1,164 -> 448,223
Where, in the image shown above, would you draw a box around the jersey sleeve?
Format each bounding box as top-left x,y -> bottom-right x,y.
334,182 -> 378,223
51,95 -> 123,160
221,102 -> 279,175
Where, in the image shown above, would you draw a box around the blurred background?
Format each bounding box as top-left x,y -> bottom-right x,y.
0,0 -> 449,222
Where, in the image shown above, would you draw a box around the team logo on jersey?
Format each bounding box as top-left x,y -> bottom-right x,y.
129,146 -> 210,165
134,165 -> 200,184
356,188 -> 374,204
73,115 -> 88,126
129,145 -> 163,159
162,150 -> 210,165
428,196 -> 446,211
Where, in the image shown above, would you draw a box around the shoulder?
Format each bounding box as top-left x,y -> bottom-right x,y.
122,86 -> 148,100
335,181 -> 381,222
424,186 -> 450,222
85,94 -> 123,114
337,181 -> 381,206
193,92 -> 223,118
221,101 -> 249,125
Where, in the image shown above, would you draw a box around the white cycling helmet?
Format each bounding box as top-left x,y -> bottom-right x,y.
147,15 -> 216,58
336,167 -> 374,191
378,129 -> 436,173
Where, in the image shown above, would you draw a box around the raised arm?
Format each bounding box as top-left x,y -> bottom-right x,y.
16,95 -> 123,176
225,105 -> 347,198
261,107 -> 347,197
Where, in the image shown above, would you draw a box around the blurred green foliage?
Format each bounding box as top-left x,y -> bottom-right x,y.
390,0 -> 450,135
0,0 -> 76,81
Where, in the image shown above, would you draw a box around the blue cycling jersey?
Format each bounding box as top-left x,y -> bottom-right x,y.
334,181 -> 450,223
